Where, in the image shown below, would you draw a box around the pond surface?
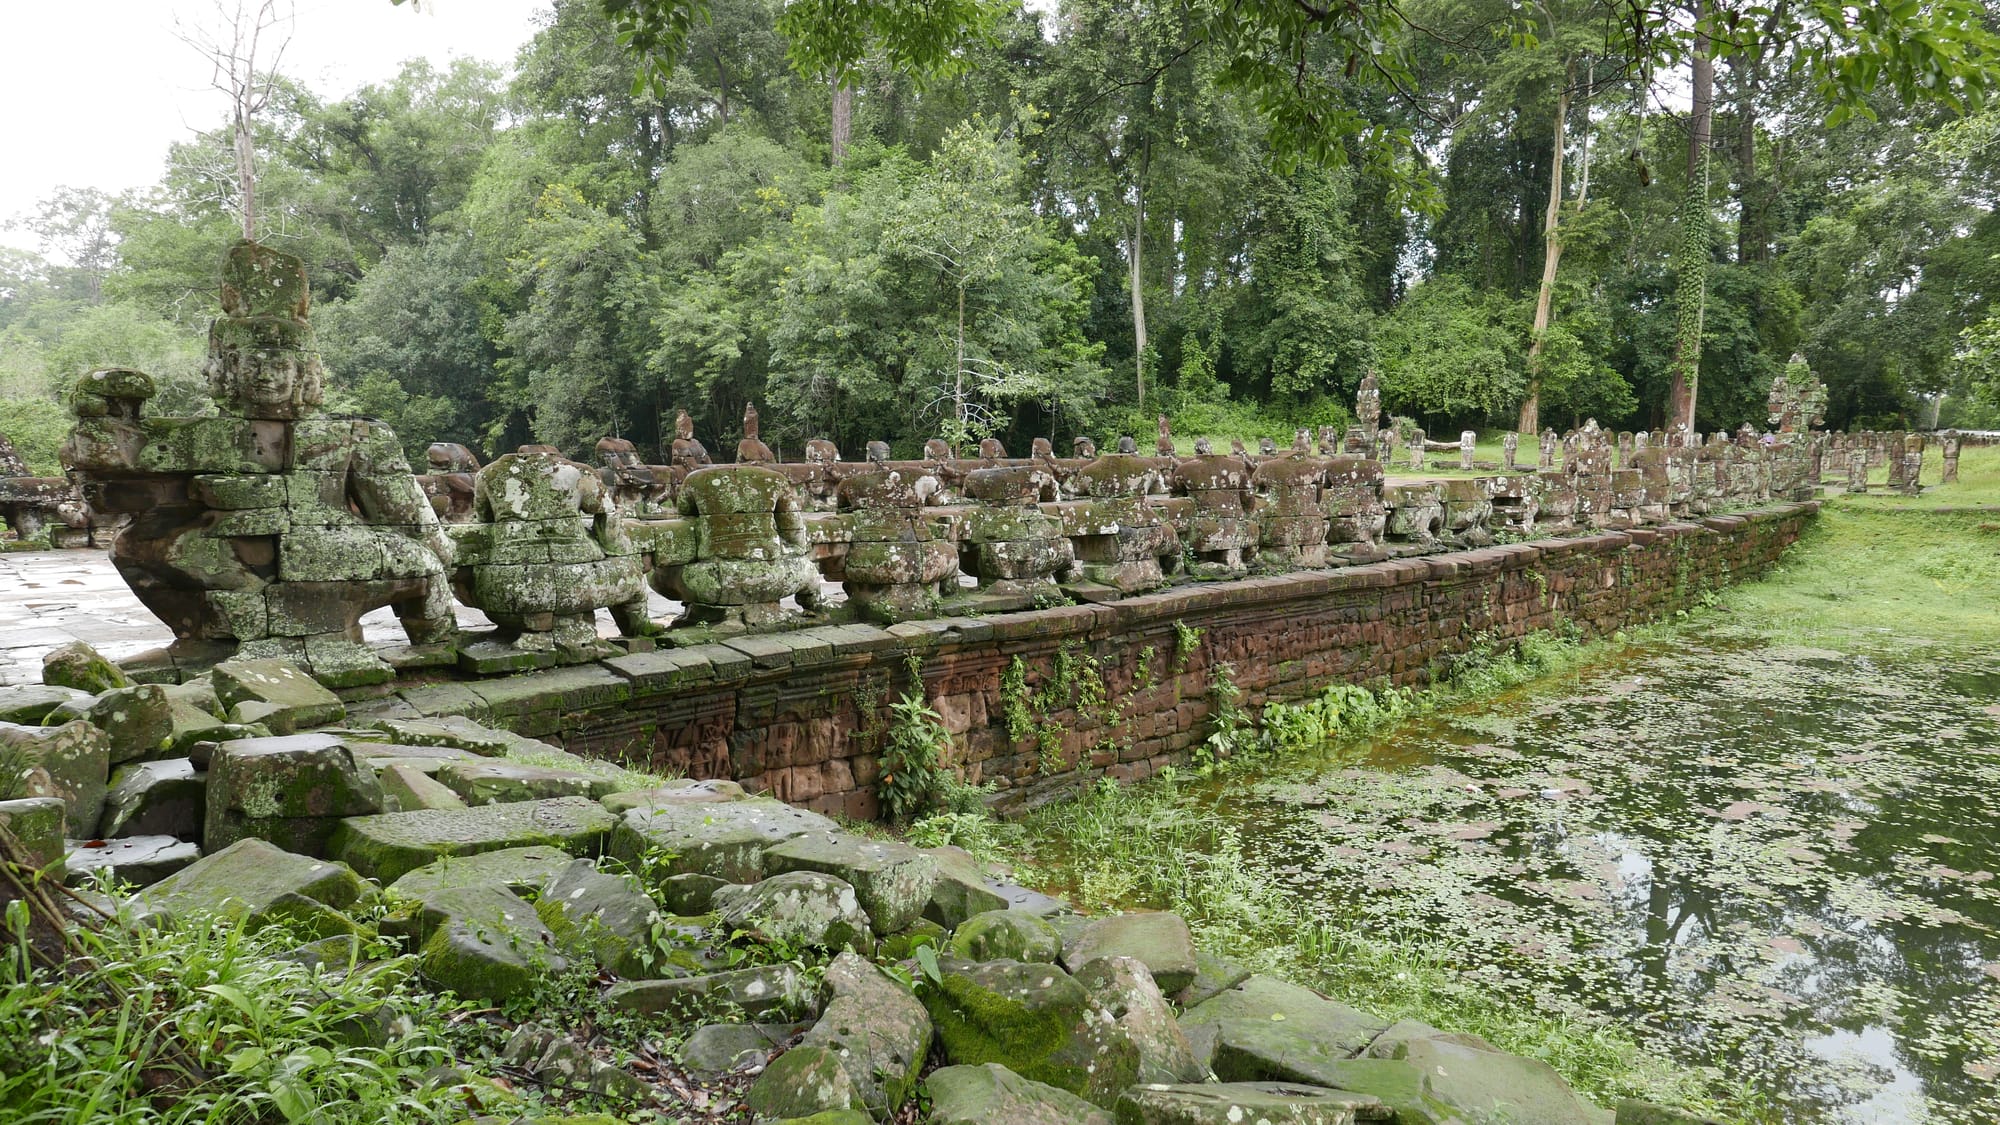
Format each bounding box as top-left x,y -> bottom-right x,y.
1220,636 -> 2000,1123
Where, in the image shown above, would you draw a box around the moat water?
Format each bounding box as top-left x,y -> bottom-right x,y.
1216,637 -> 2000,1122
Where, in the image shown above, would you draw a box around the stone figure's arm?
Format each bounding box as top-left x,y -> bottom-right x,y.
773,487 -> 809,551
350,422 -> 452,561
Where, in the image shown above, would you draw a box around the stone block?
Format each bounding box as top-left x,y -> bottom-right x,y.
0,797 -> 68,870
332,796 -> 617,883
64,835 -> 200,888
604,963 -> 819,1021
923,957 -> 1139,1108
100,758 -> 205,838
609,798 -> 837,883
378,764 -> 467,812
139,837 -> 367,934
416,884 -> 566,1003
436,760 -> 620,806
925,1063 -> 1115,1125
712,871 -> 873,951
1060,911 -> 1199,994
1112,1081 -> 1389,1124
211,658 -> 345,731
41,641 -> 131,694
0,684 -> 93,725
1,720 -> 110,837
762,831 -> 939,933
205,733 -> 385,855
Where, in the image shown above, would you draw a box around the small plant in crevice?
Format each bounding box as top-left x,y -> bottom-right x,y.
1194,661 -> 1251,771
1173,619 -> 1204,668
876,657 -> 989,823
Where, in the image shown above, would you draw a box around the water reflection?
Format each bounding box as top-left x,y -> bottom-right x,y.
1220,639 -> 2000,1123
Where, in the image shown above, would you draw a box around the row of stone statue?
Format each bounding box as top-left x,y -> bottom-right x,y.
47,241 -> 1838,686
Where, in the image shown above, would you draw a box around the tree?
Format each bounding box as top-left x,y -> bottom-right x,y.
176,0 -> 295,240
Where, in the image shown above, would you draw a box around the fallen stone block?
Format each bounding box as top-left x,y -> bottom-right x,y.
42,640 -> 132,694
926,1063 -> 1116,1125
100,758 -> 205,838
600,778 -> 747,814
0,797 -> 68,870
436,760 -> 620,805
1061,912 -> 1199,995
211,657 -> 345,732
1364,1019 -> 1613,1125
763,831 -> 939,933
332,796 -> 617,883
604,963 -> 819,1021
86,685 -> 178,765
416,883 -> 565,1003
1,720 -> 110,837
139,837 -> 367,935
535,858 -> 666,978
205,733 -> 385,856
609,798 -> 837,883
924,957 -> 1139,1109
678,1022 -> 806,1077
921,845 -> 1012,929
743,1044 -> 865,1121
63,835 -> 199,887
385,845 -> 577,903
0,684 -> 92,725
377,763 -> 468,811
712,871 -> 873,951
801,952 -> 932,1114
1179,976 -> 1389,1088
1074,955 -> 1205,1085
951,909 -> 1063,963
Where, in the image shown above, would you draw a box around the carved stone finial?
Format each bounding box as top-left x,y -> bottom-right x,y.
1155,415 -> 1175,457
1071,436 -> 1097,459
1115,435 -> 1138,455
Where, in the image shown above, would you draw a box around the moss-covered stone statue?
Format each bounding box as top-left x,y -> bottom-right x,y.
653,464 -> 824,629
60,240 -> 455,685
446,446 -> 659,670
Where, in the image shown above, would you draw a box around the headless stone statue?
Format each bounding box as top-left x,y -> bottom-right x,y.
1156,415 -> 1176,458
61,241 -> 454,686
1502,431 -> 1519,470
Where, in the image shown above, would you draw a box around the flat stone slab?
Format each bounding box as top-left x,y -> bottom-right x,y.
1180,976 -> 1390,1088
601,778 -> 748,814
139,837 -> 366,926
436,760 -> 621,805
610,798 -> 838,883
385,844 -> 577,902
331,796 -> 617,883
63,835 -> 199,887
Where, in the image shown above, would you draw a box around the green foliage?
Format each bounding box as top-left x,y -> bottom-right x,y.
0,398 -> 72,477
0,914 -> 464,1124
877,673 -> 986,823
1374,276 -> 1526,426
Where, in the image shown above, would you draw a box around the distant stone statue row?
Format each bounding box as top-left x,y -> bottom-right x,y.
57,241 -> 1839,687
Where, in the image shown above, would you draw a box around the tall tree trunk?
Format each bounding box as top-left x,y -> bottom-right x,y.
1734,54 -> 1762,263
956,283 -> 968,428
830,81 -> 853,164
1668,5 -> 1714,434
1129,171 -> 1148,405
235,110 -> 256,240
1520,59 -> 1573,437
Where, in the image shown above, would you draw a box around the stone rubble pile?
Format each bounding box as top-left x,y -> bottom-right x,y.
1,649 -> 1718,1124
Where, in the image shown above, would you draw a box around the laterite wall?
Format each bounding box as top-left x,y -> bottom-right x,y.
387,502 -> 1817,818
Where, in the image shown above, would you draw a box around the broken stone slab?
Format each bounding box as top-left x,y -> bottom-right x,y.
1363,1019 -> 1613,1125
42,640 -> 132,694
1074,955 -> 1205,1085
658,871 -> 727,914
1,720 -> 110,837
926,1063 -> 1116,1125
85,685 -> 177,765
1172,951 -> 1254,1009
361,717 -> 512,756
743,1043 -> 865,1120
950,909 -> 1063,963
346,742 -> 477,776
0,797 -> 68,870
63,835 -> 199,888
0,684 -> 92,725
1112,1081 -> 1391,1125
921,845 -> 1012,929
1179,976 -> 1390,1088
678,1022 -> 807,1077
436,760 -> 621,806
1061,911 -> 1198,995
205,733 -> 386,856
801,951 -> 932,1115
762,831 -> 939,933
608,798 -> 838,884
385,845 -> 578,903
378,763 -> 468,812
604,963 -> 819,1021
99,758 -> 205,838
332,796 -> 618,883
600,778 -> 748,814
534,858 -> 666,978
712,871 -> 873,952
1268,1058 -> 1456,1125
211,657 -> 345,733
138,838 -> 368,936
416,883 -> 566,1003
924,957 -> 1140,1109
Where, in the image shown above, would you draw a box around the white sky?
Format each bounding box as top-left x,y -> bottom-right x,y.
0,0 -> 550,254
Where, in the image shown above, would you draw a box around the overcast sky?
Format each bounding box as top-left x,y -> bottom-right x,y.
0,0 -> 550,254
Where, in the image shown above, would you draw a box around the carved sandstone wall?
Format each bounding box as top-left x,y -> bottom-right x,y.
381,502 -> 1816,818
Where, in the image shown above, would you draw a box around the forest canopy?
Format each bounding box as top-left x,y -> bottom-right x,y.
4,0 -> 1998,474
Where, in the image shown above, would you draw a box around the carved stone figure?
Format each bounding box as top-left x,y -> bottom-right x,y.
670,410 -> 713,471
61,241 -> 454,685
834,467 -> 957,622
654,464 -> 824,629
961,464 -> 1073,604
1067,441 -> 1178,592
1173,435 -> 1258,576
1459,430 -> 1477,472
736,404 -> 776,464
1502,431 -> 1519,470
450,447 -> 656,664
